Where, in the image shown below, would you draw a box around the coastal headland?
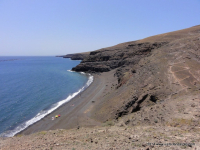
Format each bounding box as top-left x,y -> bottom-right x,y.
1,25 -> 200,149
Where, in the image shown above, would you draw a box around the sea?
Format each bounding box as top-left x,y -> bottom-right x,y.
0,56 -> 93,137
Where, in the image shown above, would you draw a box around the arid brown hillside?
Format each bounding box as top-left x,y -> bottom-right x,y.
70,25 -> 200,127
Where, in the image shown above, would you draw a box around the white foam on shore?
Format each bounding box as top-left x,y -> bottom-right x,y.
0,74 -> 93,137
67,70 -> 75,72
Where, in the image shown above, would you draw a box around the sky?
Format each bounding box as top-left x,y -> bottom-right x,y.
0,0 -> 200,56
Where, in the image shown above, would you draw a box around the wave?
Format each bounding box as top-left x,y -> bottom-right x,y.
0,74 -> 93,137
68,70 -> 85,75
80,72 -> 85,74
67,70 -> 75,72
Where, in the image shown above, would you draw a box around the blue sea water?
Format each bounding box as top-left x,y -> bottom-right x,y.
0,56 -> 93,137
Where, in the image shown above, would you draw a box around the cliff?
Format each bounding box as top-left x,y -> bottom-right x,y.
72,42 -> 168,72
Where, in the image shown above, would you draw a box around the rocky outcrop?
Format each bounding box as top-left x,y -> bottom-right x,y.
72,42 -> 168,72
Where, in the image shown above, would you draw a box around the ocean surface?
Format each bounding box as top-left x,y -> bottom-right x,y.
0,56 -> 93,137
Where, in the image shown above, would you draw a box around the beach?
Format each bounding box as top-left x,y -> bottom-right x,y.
19,72 -> 111,135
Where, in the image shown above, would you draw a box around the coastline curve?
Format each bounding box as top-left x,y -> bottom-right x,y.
0,73 -> 93,137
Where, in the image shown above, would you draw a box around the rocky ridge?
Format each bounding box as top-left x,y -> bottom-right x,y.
72,42 -> 168,72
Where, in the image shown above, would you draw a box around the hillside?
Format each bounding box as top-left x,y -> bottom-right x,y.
71,25 -> 200,126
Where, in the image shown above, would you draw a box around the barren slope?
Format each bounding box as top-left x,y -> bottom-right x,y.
1,126 -> 200,150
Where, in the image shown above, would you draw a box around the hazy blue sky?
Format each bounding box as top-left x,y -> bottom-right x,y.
0,0 -> 200,56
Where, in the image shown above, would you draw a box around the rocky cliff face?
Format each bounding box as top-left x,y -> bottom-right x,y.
72,42 -> 168,72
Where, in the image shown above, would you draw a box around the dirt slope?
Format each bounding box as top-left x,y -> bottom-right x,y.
1,126 -> 200,150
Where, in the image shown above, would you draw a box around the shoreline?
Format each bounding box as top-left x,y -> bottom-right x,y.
4,73 -> 93,137
18,73 -> 106,135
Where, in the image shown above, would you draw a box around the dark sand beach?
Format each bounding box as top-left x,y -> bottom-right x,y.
19,71 -> 114,135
